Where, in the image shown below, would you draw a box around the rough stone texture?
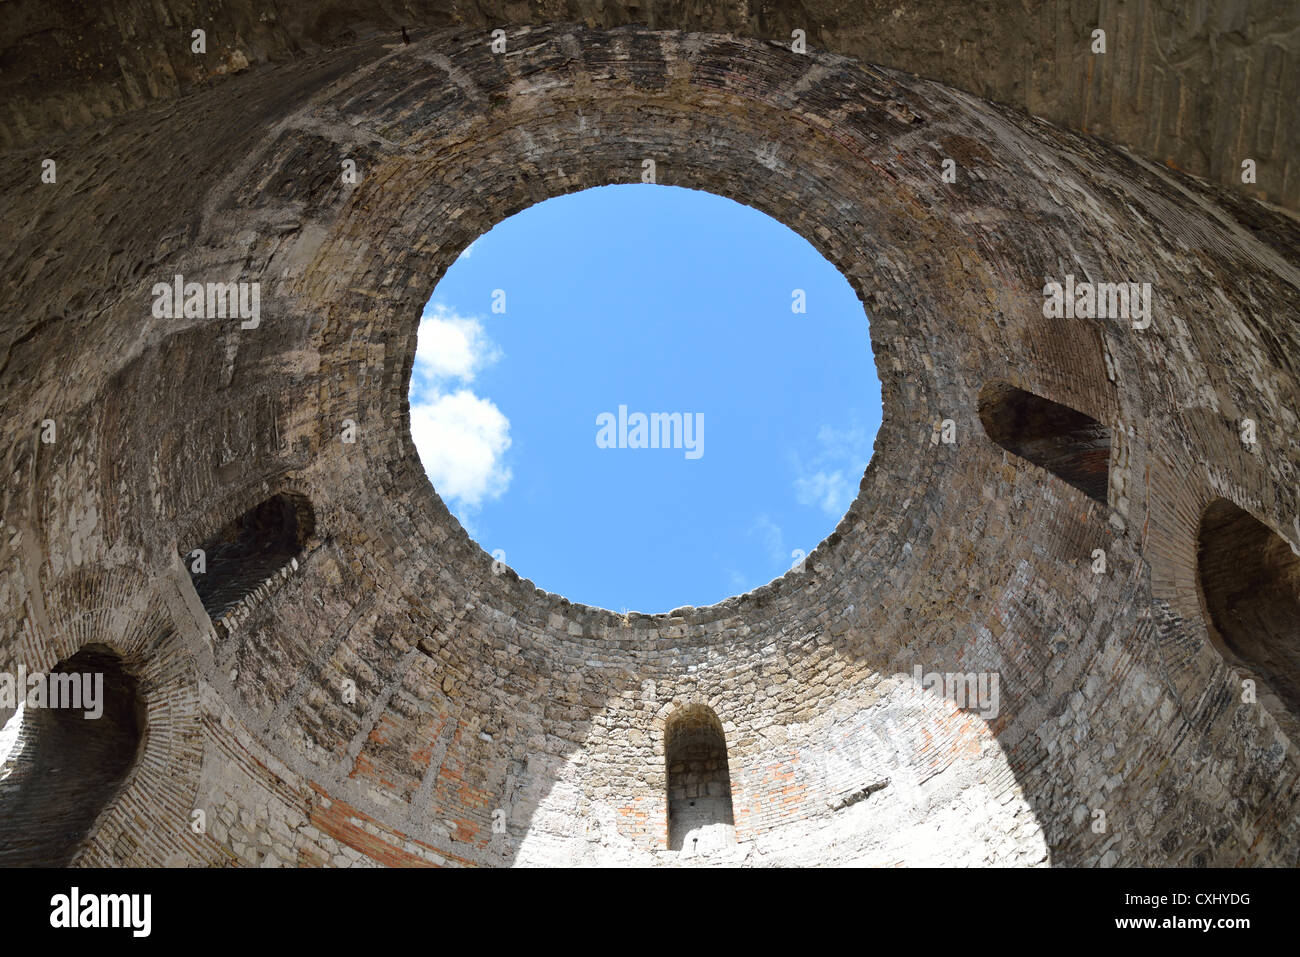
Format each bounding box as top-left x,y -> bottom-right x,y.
2,1 -> 1296,210
1,22 -> 1298,867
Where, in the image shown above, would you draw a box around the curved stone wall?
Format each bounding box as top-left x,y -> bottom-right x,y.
1,24 -> 1298,867
3,1 -> 1296,210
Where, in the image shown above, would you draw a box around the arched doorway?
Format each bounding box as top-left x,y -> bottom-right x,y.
664,704 -> 736,855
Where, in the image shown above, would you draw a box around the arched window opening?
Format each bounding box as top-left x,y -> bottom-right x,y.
185,492 -> 314,617
1197,500 -> 1300,718
664,705 -> 736,854
978,383 -> 1110,504
0,645 -> 146,866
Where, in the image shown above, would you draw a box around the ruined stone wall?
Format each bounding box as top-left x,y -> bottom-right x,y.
1,23 -> 1298,867
2,1 -> 1297,210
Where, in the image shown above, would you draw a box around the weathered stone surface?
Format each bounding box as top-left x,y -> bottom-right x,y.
2,2 -> 1296,210
1,23 -> 1298,867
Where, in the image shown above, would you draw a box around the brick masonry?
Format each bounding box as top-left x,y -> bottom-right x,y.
1,1 -> 1296,210
1,24 -> 1298,867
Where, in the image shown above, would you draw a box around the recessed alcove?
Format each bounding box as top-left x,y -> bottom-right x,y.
978,383 -> 1110,503
0,646 -> 145,866
185,492 -> 315,619
1197,500 -> 1300,720
664,704 -> 736,854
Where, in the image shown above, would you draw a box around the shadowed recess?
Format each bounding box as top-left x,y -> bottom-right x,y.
978,383 -> 1110,504
0,646 -> 146,866
665,704 -> 735,854
1198,500 -> 1300,719
185,493 -> 315,618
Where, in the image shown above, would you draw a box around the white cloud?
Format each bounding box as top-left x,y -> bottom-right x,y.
410,304 -> 511,516
411,390 -> 511,509
413,306 -> 499,385
792,424 -> 871,518
813,424 -> 872,460
749,514 -> 786,564
794,470 -> 854,516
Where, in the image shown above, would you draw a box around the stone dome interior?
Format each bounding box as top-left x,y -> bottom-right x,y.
1,2 -> 1298,869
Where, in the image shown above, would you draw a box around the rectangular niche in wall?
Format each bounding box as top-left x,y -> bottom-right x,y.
978,382 -> 1111,504
664,704 -> 736,856
184,492 -> 314,619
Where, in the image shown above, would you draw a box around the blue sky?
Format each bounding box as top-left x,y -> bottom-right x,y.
410,184 -> 881,613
